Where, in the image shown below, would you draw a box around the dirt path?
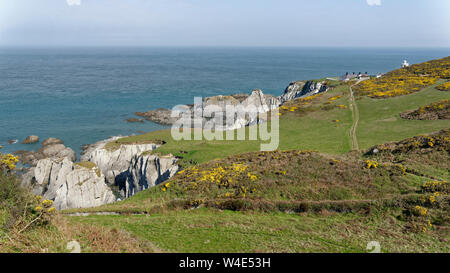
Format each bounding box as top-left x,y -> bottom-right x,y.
349,80 -> 362,151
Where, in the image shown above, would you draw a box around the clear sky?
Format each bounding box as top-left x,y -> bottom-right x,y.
0,0 -> 449,47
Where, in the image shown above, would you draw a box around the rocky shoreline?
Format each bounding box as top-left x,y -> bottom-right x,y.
15,79 -> 329,210
134,80 -> 329,129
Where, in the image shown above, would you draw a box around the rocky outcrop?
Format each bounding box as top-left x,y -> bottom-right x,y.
123,154 -> 180,197
22,135 -> 39,144
279,81 -> 328,103
21,157 -> 116,210
135,89 -> 281,131
134,82 -> 329,131
16,141 -> 76,166
42,137 -> 63,146
80,137 -> 161,186
39,144 -> 76,162
80,137 -> 180,198
135,108 -> 177,125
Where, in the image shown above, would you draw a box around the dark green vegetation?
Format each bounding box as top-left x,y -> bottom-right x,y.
400,99 -> 449,120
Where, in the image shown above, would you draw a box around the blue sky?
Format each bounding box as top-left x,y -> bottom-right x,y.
0,0 -> 449,47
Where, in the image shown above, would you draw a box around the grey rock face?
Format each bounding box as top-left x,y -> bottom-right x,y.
80,137 -> 161,186
80,136 -> 180,198
279,81 -> 328,103
22,157 -> 115,210
279,81 -> 307,102
134,89 -> 281,131
124,154 -> 180,197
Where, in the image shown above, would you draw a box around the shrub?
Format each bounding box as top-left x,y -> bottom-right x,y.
1,147 -> 55,233
436,81 -> 450,91
354,56 -> 450,98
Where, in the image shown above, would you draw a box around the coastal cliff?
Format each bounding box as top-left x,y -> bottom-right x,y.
81,137 -> 179,198
20,136 -> 179,209
21,158 -> 115,210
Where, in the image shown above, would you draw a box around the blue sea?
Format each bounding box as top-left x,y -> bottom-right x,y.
0,47 -> 449,157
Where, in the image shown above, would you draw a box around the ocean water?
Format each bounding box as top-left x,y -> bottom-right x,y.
0,47 -> 449,157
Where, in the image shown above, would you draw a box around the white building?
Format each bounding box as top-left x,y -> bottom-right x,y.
401,60 -> 410,68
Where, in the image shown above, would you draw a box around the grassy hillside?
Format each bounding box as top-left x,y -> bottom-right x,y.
2,57 -> 449,253
64,128 -> 449,253
106,78 -> 448,168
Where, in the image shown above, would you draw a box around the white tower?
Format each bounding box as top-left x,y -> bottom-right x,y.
401,60 -> 410,68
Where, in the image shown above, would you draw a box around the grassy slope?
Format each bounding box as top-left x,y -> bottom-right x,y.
109,85 -> 354,167
357,81 -> 449,150
108,82 -> 449,166
60,79 -> 449,253
70,208 -> 448,253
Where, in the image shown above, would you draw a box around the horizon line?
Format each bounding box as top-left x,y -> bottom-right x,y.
1,45 -> 450,49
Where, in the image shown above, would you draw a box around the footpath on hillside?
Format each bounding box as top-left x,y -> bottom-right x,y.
349,80 -> 363,152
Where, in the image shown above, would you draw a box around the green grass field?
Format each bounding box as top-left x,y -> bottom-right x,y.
357,81 -> 449,149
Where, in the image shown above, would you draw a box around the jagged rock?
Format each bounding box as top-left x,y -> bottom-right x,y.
279,81 -> 328,103
123,154 -> 180,197
135,89 -> 281,131
22,135 -> 39,144
42,137 -> 63,146
80,137 -> 161,185
279,81 -> 307,102
22,157 -> 115,210
243,89 -> 281,113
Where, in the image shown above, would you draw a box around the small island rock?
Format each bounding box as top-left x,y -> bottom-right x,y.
42,137 -> 64,146
22,135 -> 39,144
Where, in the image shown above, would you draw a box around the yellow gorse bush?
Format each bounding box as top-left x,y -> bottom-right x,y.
0,146 -> 19,171
365,160 -> 379,169
421,180 -> 447,193
171,162 -> 260,199
328,95 -> 342,101
34,196 -> 56,214
436,81 -> 450,91
354,56 -> 450,98
278,93 -> 323,116
413,205 -> 428,216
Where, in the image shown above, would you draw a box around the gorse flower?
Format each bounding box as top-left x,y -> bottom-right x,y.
0,152 -> 19,171
42,199 -> 53,208
365,160 -> 379,169
354,56 -> 450,98
413,205 -> 428,216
